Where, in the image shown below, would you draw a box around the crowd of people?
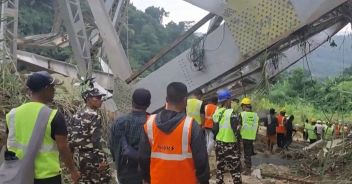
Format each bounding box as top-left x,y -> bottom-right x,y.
4,71 -> 350,184
264,108 -> 296,153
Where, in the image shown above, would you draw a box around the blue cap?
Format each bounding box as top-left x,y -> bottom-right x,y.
217,89 -> 231,103
26,71 -> 62,92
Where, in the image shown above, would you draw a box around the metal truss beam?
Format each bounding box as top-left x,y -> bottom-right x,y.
58,0 -> 92,79
87,0 -> 132,80
0,0 -> 19,65
126,13 -> 215,83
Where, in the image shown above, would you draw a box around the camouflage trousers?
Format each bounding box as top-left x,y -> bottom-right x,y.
74,150 -> 111,184
215,141 -> 242,184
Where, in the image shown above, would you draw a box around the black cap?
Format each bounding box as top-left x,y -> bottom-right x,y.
132,88 -> 151,107
26,71 -> 62,92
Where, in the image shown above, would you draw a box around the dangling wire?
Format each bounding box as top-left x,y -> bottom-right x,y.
240,68 -> 246,97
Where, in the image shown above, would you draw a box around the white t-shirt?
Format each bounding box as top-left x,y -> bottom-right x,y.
316,124 -> 324,135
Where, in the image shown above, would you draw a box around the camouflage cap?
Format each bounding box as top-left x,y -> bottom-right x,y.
82,87 -> 106,100
80,77 -> 106,100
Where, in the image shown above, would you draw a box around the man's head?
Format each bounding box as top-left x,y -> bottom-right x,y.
240,97 -> 251,111
166,82 -> 188,111
269,108 -> 276,115
288,115 -> 294,121
280,109 -> 286,116
191,89 -> 203,100
208,96 -> 218,105
82,88 -> 106,109
26,71 -> 62,103
132,88 -> 151,111
217,89 -> 231,108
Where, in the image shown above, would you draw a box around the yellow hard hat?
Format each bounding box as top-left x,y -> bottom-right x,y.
241,97 -> 251,105
280,108 -> 286,112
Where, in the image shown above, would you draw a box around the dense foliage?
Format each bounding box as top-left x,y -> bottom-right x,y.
252,68 -> 352,123
18,1 -> 197,72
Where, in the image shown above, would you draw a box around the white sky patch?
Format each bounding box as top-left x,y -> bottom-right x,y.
130,0 -> 209,32
131,0 -> 351,35
337,23 -> 352,36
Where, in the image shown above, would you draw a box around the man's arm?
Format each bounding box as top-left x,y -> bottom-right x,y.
139,131 -> 151,183
190,122 -> 210,184
55,135 -> 77,172
109,118 -> 124,164
55,135 -> 80,183
51,112 -> 80,183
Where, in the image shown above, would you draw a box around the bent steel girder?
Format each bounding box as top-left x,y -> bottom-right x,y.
207,21 -> 347,99
135,0 -> 349,112
202,8 -> 347,96
17,50 -> 114,90
58,0 -> 92,79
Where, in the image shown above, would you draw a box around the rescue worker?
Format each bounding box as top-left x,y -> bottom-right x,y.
5,71 -> 79,184
239,97 -> 259,175
68,78 -> 111,183
284,115 -> 296,149
204,97 -> 218,154
316,120 -> 324,140
324,123 -> 334,140
139,82 -> 210,184
276,109 -> 287,148
307,119 -> 318,144
187,89 -> 205,126
264,108 -> 277,153
109,88 -> 151,184
212,89 -> 242,184
303,119 -> 309,141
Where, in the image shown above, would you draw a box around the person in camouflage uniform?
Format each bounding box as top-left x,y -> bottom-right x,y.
68,79 -> 111,184
212,89 -> 242,184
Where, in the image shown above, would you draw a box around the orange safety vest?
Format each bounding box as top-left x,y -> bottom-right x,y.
276,115 -> 286,134
204,104 -> 217,129
144,115 -> 197,184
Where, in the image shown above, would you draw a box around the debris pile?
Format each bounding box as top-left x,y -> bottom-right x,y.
287,138 -> 352,183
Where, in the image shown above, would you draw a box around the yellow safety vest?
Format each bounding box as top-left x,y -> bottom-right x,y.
186,98 -> 202,125
324,126 -> 334,140
6,102 -> 60,179
240,111 -> 259,140
216,109 -> 237,143
306,124 -> 317,140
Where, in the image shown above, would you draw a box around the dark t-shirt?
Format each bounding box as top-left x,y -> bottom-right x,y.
265,114 -> 277,135
6,111 -> 68,140
50,111 -> 68,139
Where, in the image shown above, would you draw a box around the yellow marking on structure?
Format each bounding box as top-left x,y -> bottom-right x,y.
223,0 -> 301,59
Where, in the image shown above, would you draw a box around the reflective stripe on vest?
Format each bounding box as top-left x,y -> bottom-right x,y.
146,115 -> 156,144
204,104 -> 217,128
147,116 -> 193,160
6,102 -> 60,179
216,109 -> 237,143
187,99 -> 202,124
145,115 -> 197,184
212,107 -> 226,123
240,111 -> 259,140
7,109 -> 58,152
276,115 -> 286,133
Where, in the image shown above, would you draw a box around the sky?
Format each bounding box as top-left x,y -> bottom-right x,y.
130,0 -> 351,35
